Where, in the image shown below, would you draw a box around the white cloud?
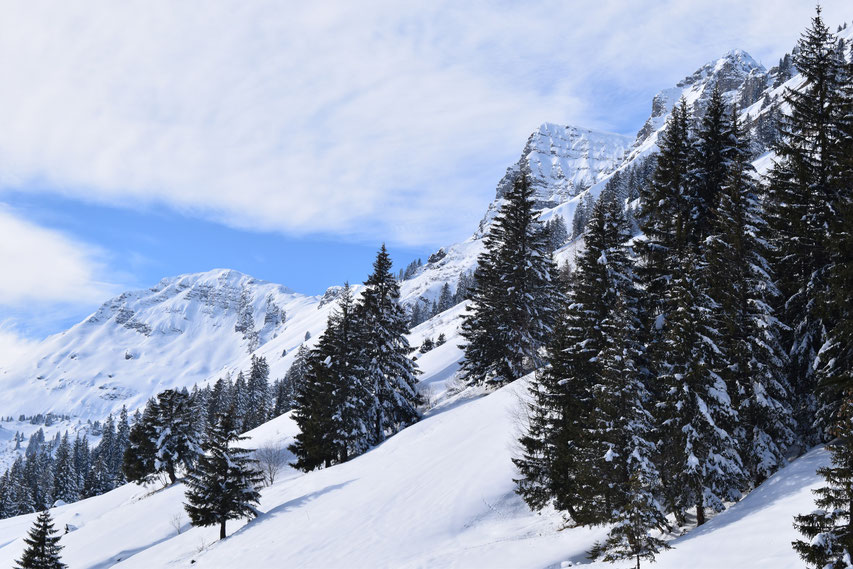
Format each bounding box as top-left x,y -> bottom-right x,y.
0,322 -> 37,367
0,1 -> 847,245
0,205 -> 114,306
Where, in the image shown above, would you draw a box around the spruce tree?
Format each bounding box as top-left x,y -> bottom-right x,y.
184,410 -> 263,540
638,98 -> 692,319
793,407 -> 853,568
656,254 -> 744,526
153,389 -> 202,484
688,87 -> 730,246
765,8 -> 847,442
357,245 -> 421,443
460,173 -> 558,386
290,284 -> 370,469
515,199 -> 636,526
51,434 -> 77,505
707,108 -> 795,484
123,398 -> 158,484
15,509 -> 66,569
245,355 -> 271,430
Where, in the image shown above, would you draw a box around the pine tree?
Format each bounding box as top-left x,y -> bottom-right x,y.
793,405 -> 853,568
51,434 -> 77,505
765,8 -> 847,442
153,389 -> 202,484
113,406 -> 130,484
123,398 -> 159,484
357,245 -> 421,443
436,282 -> 454,313
638,98 -> 692,322
656,254 -> 744,526
707,108 -> 795,484
688,86 -> 730,246
460,173 -> 558,386
589,473 -> 670,569
290,284 -> 369,469
515,199 -> 635,526
184,410 -> 263,540
588,265 -> 669,566
245,355 -> 271,430
15,509 -> 66,569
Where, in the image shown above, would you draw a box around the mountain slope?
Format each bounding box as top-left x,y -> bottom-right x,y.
0,269 -> 335,421
0,367 -> 831,568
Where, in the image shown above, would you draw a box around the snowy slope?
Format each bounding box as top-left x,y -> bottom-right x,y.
0,367 -> 831,568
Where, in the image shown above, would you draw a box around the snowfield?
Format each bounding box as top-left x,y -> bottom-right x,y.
0,360 -> 831,568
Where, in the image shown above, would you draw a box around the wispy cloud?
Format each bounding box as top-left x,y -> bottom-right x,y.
0,205 -> 115,306
0,1 -> 847,246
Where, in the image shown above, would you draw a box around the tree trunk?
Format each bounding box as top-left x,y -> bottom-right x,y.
696,495 -> 705,526
220,520 -> 226,540
636,553 -> 641,569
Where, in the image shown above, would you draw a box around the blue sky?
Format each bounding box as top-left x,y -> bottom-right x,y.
0,1 -> 850,354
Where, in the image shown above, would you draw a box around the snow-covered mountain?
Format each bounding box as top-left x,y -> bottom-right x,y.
0,269 -> 337,421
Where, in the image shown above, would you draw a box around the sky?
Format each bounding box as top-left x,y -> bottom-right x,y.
0,0 -> 850,356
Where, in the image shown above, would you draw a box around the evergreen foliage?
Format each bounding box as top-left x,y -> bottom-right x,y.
15,509 -> 66,569
460,173 -> 558,386
184,411 -> 263,540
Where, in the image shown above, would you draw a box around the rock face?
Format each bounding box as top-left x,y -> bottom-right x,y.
495,123 -> 632,208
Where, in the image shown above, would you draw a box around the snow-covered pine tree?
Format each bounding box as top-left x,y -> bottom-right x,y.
437,282 -> 454,313
14,509 -> 66,569
113,406 -> 130,484
515,198 -> 632,526
589,473 -> 670,569
706,108 -> 795,484
638,98 -> 692,323
793,407 -> 853,568
231,372 -> 249,431
273,345 -> 310,417
51,433 -> 77,505
814,36 -> 853,432
123,398 -> 159,484
586,225 -> 669,566
290,284 -> 369,469
245,355 -> 271,430
765,8 -> 848,443
153,389 -> 202,484
656,254 -> 744,526
184,410 -> 263,540
357,245 -> 421,443
460,173 -> 558,386
688,86 -> 730,246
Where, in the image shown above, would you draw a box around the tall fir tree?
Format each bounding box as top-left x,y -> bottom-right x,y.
184,410 -> 263,540
152,389 -> 202,484
706,108 -> 795,484
765,8 -> 847,442
51,434 -> 77,505
245,355 -> 271,430
793,404 -> 853,568
688,86 -> 730,246
515,199 -> 637,526
656,254 -> 744,526
290,284 -> 370,469
357,245 -> 421,443
123,398 -> 159,484
15,509 -> 66,569
460,173 -> 558,386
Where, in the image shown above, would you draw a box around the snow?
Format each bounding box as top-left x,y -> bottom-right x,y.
0,365 -> 833,568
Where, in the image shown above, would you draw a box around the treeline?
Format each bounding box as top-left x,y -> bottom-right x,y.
0,409 -> 130,518
458,11 -> 851,569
